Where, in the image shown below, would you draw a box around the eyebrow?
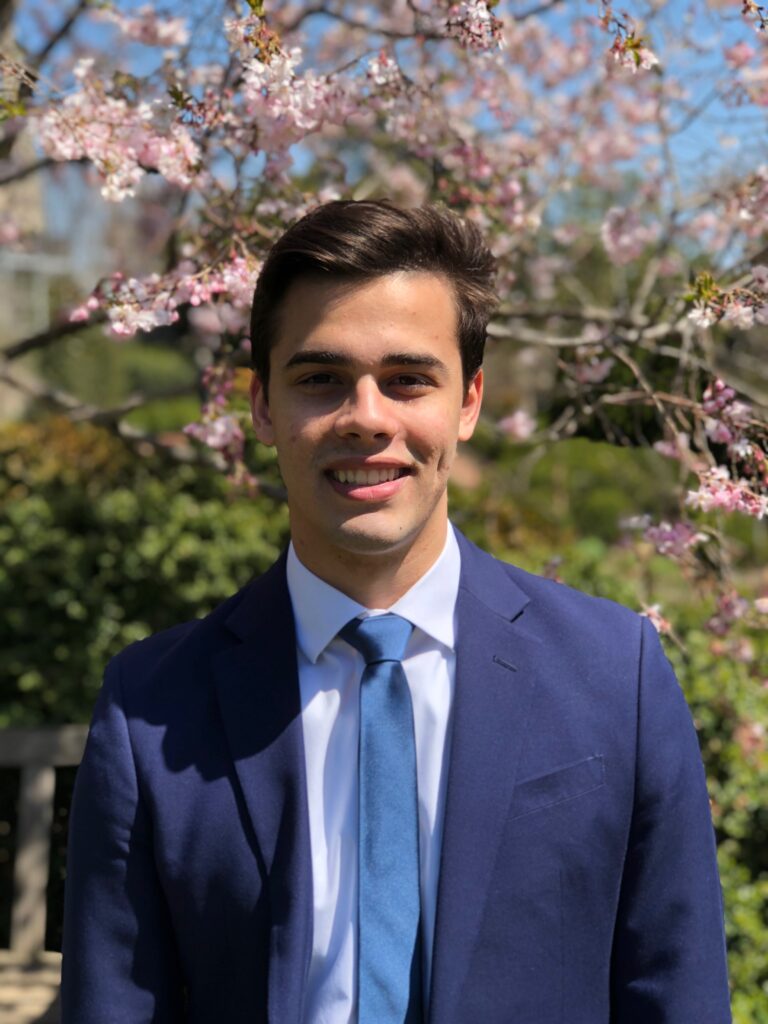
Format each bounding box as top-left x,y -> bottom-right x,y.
283,350 -> 449,372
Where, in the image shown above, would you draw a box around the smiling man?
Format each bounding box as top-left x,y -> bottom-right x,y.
62,201 -> 731,1024
249,270 -> 482,604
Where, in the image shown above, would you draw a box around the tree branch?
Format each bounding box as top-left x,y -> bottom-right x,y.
280,5 -> 442,40
69,385 -> 198,424
496,304 -> 650,328
0,366 -> 196,422
2,312 -> 105,362
0,364 -> 84,410
0,364 -> 287,499
30,0 -> 90,71
0,156 -> 56,187
514,0 -> 565,21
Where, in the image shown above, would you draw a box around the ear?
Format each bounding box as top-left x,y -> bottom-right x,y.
458,368 -> 483,442
250,373 -> 275,446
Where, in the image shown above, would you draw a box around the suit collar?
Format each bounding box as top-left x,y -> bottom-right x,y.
453,524 -> 531,624
223,527 -> 531,645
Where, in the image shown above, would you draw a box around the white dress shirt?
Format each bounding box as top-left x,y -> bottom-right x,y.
286,526 -> 460,1024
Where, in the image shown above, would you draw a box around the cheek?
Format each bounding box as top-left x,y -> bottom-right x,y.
410,412 -> 461,461
436,446 -> 458,474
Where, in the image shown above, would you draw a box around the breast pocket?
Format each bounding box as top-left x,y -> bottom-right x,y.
510,755 -> 605,821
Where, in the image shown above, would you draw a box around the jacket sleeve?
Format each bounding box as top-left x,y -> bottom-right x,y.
609,617 -> 732,1023
61,655 -> 185,1023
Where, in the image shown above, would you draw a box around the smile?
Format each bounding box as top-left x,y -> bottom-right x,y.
329,468 -> 409,485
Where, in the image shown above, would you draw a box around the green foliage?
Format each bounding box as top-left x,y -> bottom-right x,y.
670,633 -> 768,1020
0,418 -> 289,725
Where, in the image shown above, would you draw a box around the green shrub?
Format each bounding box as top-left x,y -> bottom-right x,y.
0,418 -> 289,724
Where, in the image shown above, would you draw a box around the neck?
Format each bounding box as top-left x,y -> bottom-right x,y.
291,524 -> 448,608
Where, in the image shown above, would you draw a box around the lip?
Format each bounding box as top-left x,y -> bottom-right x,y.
324,461 -> 412,502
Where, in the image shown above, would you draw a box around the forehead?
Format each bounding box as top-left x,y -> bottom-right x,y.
273,271 -> 460,363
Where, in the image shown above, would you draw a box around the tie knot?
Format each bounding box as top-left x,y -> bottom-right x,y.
339,613 -> 413,665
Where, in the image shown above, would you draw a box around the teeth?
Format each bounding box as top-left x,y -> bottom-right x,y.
332,468 -> 403,485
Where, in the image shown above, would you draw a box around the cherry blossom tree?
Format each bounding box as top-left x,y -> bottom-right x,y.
1,0 -> 767,638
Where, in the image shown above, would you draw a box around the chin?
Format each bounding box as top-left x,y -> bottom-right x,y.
331,518 -> 419,557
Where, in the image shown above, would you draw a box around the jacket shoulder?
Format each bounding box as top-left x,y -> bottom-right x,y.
503,558 -> 640,628
458,528 -> 642,633
103,564 -> 282,710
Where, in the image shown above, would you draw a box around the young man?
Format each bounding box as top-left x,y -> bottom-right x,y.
62,201 -> 732,1023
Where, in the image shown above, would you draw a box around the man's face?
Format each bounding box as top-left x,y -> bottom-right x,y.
250,271 -> 483,579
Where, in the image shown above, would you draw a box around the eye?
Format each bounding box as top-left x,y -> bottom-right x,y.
388,373 -> 433,392
297,372 -> 340,386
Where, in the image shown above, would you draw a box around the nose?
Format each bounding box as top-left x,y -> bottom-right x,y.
334,377 -> 398,442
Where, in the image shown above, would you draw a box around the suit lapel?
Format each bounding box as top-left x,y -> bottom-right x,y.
429,533 -> 539,1024
212,555 -> 313,1024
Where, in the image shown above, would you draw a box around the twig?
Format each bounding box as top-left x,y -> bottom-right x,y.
514,0 -> 565,20
280,5 -> 442,40
2,312 -> 106,362
70,385 -> 198,424
30,0 -> 90,71
0,156 -> 56,187
0,364 -> 287,499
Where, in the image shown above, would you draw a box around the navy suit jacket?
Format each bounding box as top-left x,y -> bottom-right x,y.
61,530 -> 731,1023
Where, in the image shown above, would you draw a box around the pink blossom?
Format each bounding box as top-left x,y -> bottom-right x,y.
552,223 -> 580,246
241,46 -> 357,158
705,419 -> 735,446
93,4 -> 189,48
722,300 -> 755,329
641,604 -> 671,635
109,304 -> 178,337
184,414 -> 244,452
85,257 -> 260,339
601,207 -> 660,265
139,124 -> 203,190
688,302 -> 718,329
702,378 -> 752,452
0,216 -> 20,245
686,466 -> 768,519
497,410 -> 535,441
644,521 -> 706,558
37,66 -> 204,201
224,12 -> 263,57
733,720 -> 765,756
654,433 -> 691,461
189,303 -> 248,338
366,52 -> 402,90
706,589 -> 749,636
608,36 -> 659,74
754,596 -> 768,615
444,1 -> 504,52
621,514 -> 651,531
752,264 -> 768,290
702,379 -> 736,415
173,257 -> 260,311
571,356 -> 615,385
724,42 -> 755,68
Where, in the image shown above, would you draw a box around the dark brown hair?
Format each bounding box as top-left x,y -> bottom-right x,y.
249,199 -> 498,394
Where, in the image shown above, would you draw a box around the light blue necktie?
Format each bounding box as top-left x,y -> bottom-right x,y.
340,613 -> 423,1024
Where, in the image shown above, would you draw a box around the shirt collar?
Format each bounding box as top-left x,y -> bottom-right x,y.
286,525 -> 460,664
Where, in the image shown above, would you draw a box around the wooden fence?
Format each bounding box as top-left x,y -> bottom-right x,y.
0,727 -> 88,958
